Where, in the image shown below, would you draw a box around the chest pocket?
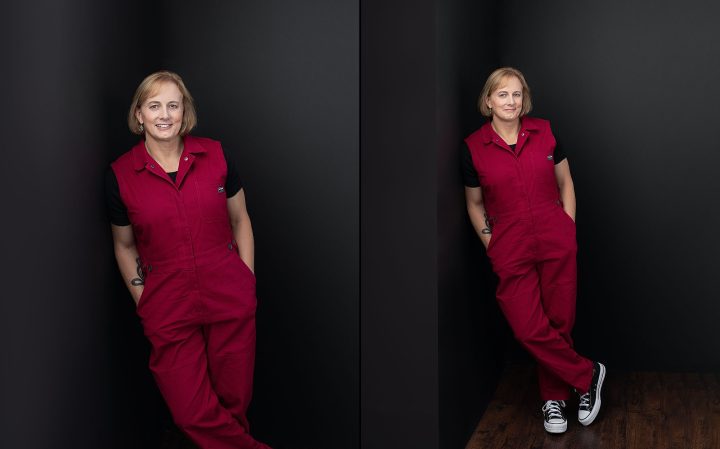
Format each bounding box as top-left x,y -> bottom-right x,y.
524,135 -> 558,195
195,178 -> 228,222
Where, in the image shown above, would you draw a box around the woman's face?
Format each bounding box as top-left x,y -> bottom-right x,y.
136,81 -> 184,143
486,76 -> 523,123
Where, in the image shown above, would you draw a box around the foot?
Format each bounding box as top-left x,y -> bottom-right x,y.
542,400 -> 567,433
578,361 -> 606,426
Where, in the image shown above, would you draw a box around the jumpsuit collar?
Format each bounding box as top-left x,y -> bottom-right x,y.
131,135 -> 208,172
479,117 -> 542,145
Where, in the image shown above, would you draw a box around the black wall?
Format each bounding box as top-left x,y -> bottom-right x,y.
1,1 -> 358,449
361,0 -> 439,448
0,1 -> 151,448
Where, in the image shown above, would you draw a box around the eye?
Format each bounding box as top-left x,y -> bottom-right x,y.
498,93 -> 507,98
169,103 -> 179,109
149,104 -> 158,110
513,92 -> 522,97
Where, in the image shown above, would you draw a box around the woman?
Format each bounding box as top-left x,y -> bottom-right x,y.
463,67 -> 605,434
106,71 -> 272,449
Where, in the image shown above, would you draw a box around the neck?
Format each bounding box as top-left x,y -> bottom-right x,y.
491,118 -> 521,143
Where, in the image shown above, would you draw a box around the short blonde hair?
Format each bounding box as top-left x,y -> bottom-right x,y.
128,71 -> 197,135
477,67 -> 532,118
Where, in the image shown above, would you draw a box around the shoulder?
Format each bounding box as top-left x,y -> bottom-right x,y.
465,121 -> 493,145
465,128 -> 484,142
110,143 -> 139,172
186,135 -> 226,159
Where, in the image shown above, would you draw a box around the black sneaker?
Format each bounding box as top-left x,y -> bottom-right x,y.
578,361 -> 606,426
542,400 -> 567,433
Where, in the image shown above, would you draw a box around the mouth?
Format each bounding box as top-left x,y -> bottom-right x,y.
155,124 -> 173,130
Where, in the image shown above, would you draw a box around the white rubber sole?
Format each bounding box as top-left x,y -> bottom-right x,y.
579,363 -> 606,426
544,420 -> 567,433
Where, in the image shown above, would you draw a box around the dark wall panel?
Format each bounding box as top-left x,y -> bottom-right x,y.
497,0 -> 720,370
0,1 -> 157,448
360,1 -> 438,448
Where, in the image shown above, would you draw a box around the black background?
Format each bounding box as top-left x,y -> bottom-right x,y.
2,1 -> 720,449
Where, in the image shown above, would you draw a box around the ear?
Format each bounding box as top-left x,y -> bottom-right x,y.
135,107 -> 143,125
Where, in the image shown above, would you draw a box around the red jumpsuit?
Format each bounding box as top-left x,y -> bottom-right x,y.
465,118 -> 594,400
112,136 -> 271,449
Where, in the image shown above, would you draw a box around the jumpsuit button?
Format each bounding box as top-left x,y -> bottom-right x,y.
184,156 -> 189,161
150,164 -> 155,169
228,243 -> 233,250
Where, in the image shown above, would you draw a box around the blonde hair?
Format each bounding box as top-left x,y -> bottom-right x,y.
128,71 -> 197,135
478,67 -> 532,118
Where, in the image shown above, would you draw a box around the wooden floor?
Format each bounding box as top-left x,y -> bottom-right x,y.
466,363 -> 720,449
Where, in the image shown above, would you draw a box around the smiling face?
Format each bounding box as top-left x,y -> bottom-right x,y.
135,81 -> 184,145
486,76 -> 524,123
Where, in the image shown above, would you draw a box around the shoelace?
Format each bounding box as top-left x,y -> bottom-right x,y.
578,392 -> 591,410
542,400 -> 566,420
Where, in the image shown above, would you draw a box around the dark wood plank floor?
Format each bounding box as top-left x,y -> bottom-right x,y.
466,363 -> 720,449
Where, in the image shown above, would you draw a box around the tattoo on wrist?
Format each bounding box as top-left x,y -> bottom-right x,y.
480,214 -> 492,234
131,257 -> 145,286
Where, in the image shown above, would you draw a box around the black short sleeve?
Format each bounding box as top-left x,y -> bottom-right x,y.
553,143 -> 566,164
105,168 -> 131,226
462,144 -> 480,187
223,148 -> 243,197
551,126 -> 567,164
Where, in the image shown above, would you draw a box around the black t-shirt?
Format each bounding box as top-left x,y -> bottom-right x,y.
105,148 -> 243,226
462,140 -> 567,188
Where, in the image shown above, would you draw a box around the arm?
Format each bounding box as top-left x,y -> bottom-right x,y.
465,186 -> 492,249
554,159 -> 576,221
111,224 -> 144,305
227,188 -> 255,273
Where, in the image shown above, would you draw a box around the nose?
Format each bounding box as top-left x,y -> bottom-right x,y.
159,106 -> 171,119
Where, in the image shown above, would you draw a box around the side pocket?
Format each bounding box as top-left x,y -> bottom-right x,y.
135,274 -> 154,312
136,287 -> 146,308
486,234 -> 496,254
560,207 -> 576,227
485,220 -> 501,255
235,255 -> 257,283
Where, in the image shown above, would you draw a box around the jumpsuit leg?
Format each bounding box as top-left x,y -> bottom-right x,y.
535,206 -> 594,399
536,255 -> 581,400
204,309 -> 257,433
147,321 -> 269,449
494,259 -> 593,400
139,264 -> 270,449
